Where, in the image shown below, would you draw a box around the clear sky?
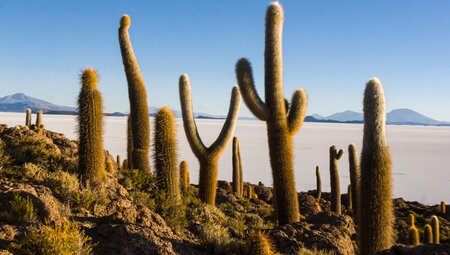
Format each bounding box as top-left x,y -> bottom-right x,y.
1,1 -> 450,120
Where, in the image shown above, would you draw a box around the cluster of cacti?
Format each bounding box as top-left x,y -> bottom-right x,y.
25,108 -> 32,128
245,184 -> 255,199
77,68 -> 106,187
441,201 -> 446,214
232,137 -> 244,196
424,224 -> 433,243
119,14 -> 151,175
348,143 -> 360,225
179,74 -> 241,205
153,107 -> 179,201
431,215 -> 440,244
315,166 -> 321,201
179,161 -> 190,193
249,232 -> 277,255
329,145 -> 344,214
235,2 -> 307,225
408,214 -> 419,245
359,78 -> 394,255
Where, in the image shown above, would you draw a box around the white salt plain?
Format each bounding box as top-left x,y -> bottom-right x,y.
1,112 -> 449,205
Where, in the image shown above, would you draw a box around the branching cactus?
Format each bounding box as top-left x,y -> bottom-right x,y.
235,2 -> 307,225
348,143 -> 361,225
25,108 -> 32,128
36,110 -> 43,129
431,215 -> 440,244
154,107 -> 179,201
77,68 -> 106,187
329,145 -> 344,214
424,224 -> 433,243
179,74 -> 241,205
315,166 -> 322,201
119,15 -> 151,175
359,78 -> 394,255
180,161 -> 190,193
232,137 -> 243,196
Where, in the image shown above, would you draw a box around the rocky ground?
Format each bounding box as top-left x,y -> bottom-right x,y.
0,124 -> 448,255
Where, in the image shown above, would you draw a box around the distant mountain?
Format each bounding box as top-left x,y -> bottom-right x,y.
310,108 -> 450,126
0,93 -> 76,112
310,114 -> 325,120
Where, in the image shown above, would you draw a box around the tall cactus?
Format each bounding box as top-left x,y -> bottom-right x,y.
348,143 -> 361,225
119,14 -> 151,175
232,137 -> 243,196
179,74 -> 240,205
359,78 -> 394,255
347,184 -> 352,211
153,107 -> 179,201
126,114 -> 133,170
315,166 -> 322,201
329,145 -> 344,214
77,68 -> 106,187
235,2 -> 307,225
431,215 -> 440,244
180,161 -> 190,192
25,108 -> 32,128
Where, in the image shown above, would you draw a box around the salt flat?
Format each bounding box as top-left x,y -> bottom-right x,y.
1,112 -> 449,204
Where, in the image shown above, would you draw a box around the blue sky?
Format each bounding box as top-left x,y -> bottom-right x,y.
1,1 -> 450,120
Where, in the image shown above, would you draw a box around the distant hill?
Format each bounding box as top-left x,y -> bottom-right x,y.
0,93 -> 76,112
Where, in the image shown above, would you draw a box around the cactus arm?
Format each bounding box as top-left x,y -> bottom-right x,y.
209,86 -> 241,156
179,74 -> 207,158
235,58 -> 268,121
287,89 -> 308,134
336,149 -> 344,160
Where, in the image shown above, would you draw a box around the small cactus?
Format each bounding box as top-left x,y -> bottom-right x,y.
408,214 -> 419,245
153,107 -> 179,201
25,108 -> 32,128
106,160 -> 115,174
347,184 -> 352,212
359,78 -> 393,255
77,68 -> 106,187
249,232 -> 276,255
245,184 -> 254,199
179,74 -> 240,205
440,201 -> 446,214
329,145 -> 344,214
235,2 -> 308,225
431,215 -> 440,244
424,224 -> 433,243
116,155 -> 121,170
180,161 -> 190,192
122,159 -> 129,170
35,110 -> 43,129
315,166 -> 321,201
348,143 -> 360,225
232,137 -> 243,196
119,14 -> 151,175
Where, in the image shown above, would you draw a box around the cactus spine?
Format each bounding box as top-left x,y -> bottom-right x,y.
235,2 -> 307,225
232,137 -> 243,196
441,201 -> 446,214
424,224 -> 433,243
348,143 -> 361,225
316,166 -> 322,201
179,74 -> 241,205
35,110 -> 43,129
77,68 -> 106,187
25,108 -> 32,128
431,215 -> 440,244
119,15 -> 151,175
153,107 -> 179,201
249,232 -> 276,255
408,214 -> 419,245
359,78 -> 394,255
180,161 -> 190,192
329,145 -> 344,214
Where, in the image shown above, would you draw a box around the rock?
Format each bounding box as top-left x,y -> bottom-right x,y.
254,184 -> 272,204
377,244 -> 450,255
217,181 -> 232,193
270,211 -> 357,255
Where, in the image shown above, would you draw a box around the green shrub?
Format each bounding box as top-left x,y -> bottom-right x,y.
118,168 -> 153,191
7,193 -> 37,223
9,220 -> 93,255
46,170 -> 80,199
296,247 -> 335,255
199,222 -> 233,254
130,191 -> 155,209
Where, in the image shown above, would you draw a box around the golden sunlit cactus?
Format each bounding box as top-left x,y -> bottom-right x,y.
316,166 -> 322,201
424,224 -> 433,244
180,161 -> 190,193
348,143 -> 360,225
359,78 -> 394,255
106,160 -> 115,174
408,214 -> 419,245
232,137 -> 243,196
116,155 -> 121,170
235,2 -> 307,225
179,74 -> 241,205
330,145 -> 344,214
25,108 -> 32,128
126,114 -> 133,170
77,68 -> 106,187
119,14 -> 151,175
249,232 -> 277,255
441,201 -> 446,214
431,215 -> 440,244
35,110 -> 43,129
153,107 -> 179,201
